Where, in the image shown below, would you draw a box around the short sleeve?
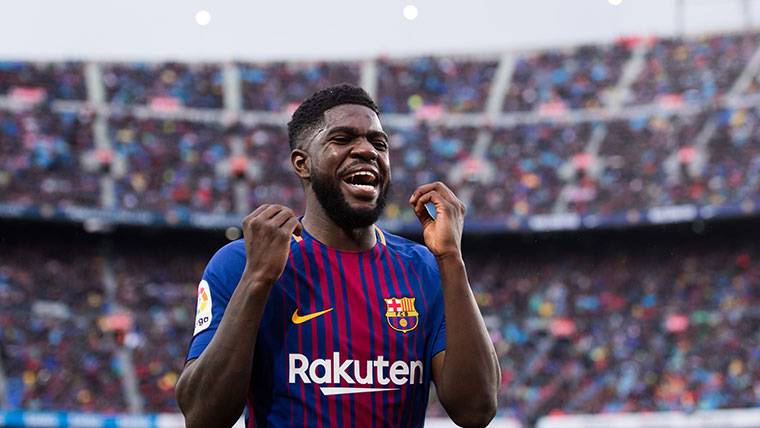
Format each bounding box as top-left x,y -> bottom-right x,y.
186,240 -> 246,361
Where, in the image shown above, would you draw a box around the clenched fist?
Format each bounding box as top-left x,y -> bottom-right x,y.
409,182 -> 466,259
241,204 -> 302,286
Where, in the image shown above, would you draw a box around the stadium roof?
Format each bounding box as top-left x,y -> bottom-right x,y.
0,0 -> 758,61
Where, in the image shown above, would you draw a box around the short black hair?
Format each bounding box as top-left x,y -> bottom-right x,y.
287,83 -> 380,150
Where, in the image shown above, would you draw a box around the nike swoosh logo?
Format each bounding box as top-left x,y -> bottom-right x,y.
292,307 -> 333,324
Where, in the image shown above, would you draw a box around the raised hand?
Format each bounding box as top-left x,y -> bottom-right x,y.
409,182 -> 466,259
241,204 -> 302,286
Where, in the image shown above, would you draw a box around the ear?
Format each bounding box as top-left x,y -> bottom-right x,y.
291,148 -> 310,180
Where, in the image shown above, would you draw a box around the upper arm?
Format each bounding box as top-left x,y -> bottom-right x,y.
432,350 -> 446,388
186,242 -> 246,361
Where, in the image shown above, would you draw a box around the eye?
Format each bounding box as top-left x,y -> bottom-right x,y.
331,135 -> 352,144
372,139 -> 389,151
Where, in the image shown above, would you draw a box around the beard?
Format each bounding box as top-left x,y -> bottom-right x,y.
311,171 -> 390,230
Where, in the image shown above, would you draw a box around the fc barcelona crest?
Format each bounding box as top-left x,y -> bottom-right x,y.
384,297 -> 419,333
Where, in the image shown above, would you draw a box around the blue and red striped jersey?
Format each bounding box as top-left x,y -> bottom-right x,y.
187,225 -> 447,428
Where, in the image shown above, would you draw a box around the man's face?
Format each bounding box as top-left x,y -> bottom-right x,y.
305,104 -> 391,229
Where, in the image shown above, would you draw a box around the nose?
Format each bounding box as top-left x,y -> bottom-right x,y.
351,137 -> 378,162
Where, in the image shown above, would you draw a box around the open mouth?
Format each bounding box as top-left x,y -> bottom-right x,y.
341,170 -> 380,200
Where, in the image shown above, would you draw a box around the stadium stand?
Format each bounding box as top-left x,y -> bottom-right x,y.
0,108 -> 99,208
0,243 -> 124,412
503,43 -> 631,112
239,62 -> 361,112
377,57 -> 498,113
0,61 -> 86,101
628,33 -> 759,105
108,117 -> 234,214
2,223 -> 760,425
385,123 -> 477,221
103,63 -> 224,109
703,107 -> 760,205
3,28 -> 760,426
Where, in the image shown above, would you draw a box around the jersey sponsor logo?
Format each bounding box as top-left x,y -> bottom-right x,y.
193,280 -> 212,336
291,307 -> 333,324
384,297 -> 419,333
288,352 -> 423,396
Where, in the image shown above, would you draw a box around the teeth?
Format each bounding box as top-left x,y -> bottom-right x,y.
346,170 -> 377,185
348,171 -> 375,179
349,184 -> 376,191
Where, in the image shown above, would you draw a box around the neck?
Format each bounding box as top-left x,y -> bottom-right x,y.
301,195 -> 377,252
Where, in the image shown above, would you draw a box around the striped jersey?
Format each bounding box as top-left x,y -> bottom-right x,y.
186,225 -> 447,428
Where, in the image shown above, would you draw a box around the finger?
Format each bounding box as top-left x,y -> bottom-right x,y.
412,190 -> 448,227
414,190 -> 449,218
282,216 -> 302,236
245,204 -> 270,222
270,207 -> 296,228
258,205 -> 284,220
410,181 -> 457,205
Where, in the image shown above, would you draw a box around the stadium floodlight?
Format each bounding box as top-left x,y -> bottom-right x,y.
195,9 -> 211,26
403,4 -> 419,21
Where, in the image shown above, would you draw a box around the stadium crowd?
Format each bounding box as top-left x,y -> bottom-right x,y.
239,62 -> 362,112
111,244 -> 205,413
1,233 -> 759,422
0,243 -> 124,412
628,33 -> 759,105
503,43 -> 631,112
470,122 -> 592,218
0,107 -> 99,208
103,63 -> 224,109
108,117 -> 234,215
0,61 -> 86,101
377,57 -> 498,113
702,107 -> 760,205
1,31 -> 760,223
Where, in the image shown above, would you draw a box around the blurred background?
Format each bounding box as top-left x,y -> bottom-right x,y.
1,0 -> 760,427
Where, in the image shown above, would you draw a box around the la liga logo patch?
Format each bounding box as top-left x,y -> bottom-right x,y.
384,297 -> 419,333
194,280 -> 212,336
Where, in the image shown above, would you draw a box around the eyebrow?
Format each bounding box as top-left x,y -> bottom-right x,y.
326,126 -> 388,141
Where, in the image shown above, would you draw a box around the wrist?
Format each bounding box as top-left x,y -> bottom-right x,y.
435,250 -> 464,265
241,268 -> 278,292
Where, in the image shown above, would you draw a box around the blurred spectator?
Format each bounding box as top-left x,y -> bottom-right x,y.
503,43 -> 631,112
628,33 -> 759,105
0,108 -> 99,208
384,123 -> 476,221
0,61 -> 86,100
469,237 -> 760,422
703,107 -> 760,205
109,117 -> 234,214
240,62 -> 360,111
241,124 -> 304,212
0,244 -> 123,412
378,57 -> 497,113
469,122 -> 592,218
582,114 -> 706,214
103,63 -> 224,108
113,246 -> 205,412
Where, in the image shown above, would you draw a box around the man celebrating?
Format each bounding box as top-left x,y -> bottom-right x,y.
176,84 -> 499,428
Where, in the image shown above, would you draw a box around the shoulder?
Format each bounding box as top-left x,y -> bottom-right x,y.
380,228 -> 437,268
208,239 -> 246,267
203,239 -> 247,289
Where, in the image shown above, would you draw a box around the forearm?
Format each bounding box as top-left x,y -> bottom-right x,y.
176,273 -> 272,428
436,253 -> 500,425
